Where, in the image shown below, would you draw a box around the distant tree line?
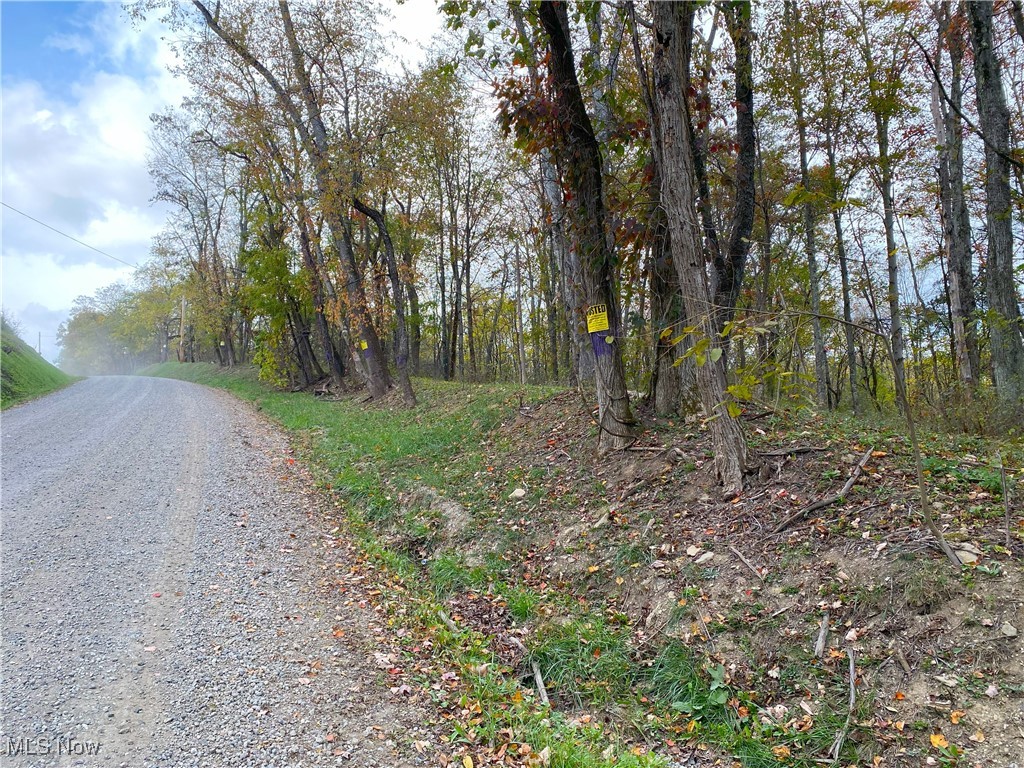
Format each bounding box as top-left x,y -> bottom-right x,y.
60,1 -> 1024,492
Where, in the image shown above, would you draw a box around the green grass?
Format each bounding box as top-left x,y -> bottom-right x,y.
140,362 -> 548,501
141,361 -> 882,767
142,362 -> 669,767
532,615 -> 636,707
1,318 -> 77,408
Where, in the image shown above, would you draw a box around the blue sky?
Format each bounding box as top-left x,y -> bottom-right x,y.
2,1 -> 183,362
1,0 -> 441,364
2,3 -> 102,97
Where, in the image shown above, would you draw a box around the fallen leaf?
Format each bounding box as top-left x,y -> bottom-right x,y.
771,745 -> 791,759
969,730 -> 984,743
950,710 -> 965,724
930,733 -> 949,749
463,756 -> 474,768
894,691 -> 906,701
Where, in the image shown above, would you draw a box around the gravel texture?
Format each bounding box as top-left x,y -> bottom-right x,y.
1,376 -> 437,767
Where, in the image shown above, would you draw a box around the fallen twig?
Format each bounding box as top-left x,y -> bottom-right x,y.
532,663 -> 548,708
728,543 -> 764,582
814,613 -> 830,659
829,649 -> 856,759
437,609 -> 459,633
772,448 -> 873,534
895,650 -> 912,675
508,636 -> 549,706
759,445 -> 827,457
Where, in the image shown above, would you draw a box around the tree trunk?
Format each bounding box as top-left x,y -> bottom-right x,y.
714,2 -> 756,339
297,203 -> 345,387
353,198 -> 416,406
275,0 -> 390,398
857,10 -> 907,411
651,0 -> 747,495
515,241 -> 528,386
510,5 -> 589,385
968,1 -> 1024,406
786,1 -> 828,408
627,4 -> 678,415
539,1 -> 638,452
930,3 -> 979,389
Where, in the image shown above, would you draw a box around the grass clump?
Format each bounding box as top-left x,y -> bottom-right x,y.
533,616 -> 635,706
427,552 -> 494,597
500,585 -> 541,623
902,560 -> 963,613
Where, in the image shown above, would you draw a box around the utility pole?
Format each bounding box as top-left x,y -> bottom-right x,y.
37,332 -> 41,355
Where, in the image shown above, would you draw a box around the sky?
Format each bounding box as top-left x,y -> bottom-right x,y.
1,0 -> 443,363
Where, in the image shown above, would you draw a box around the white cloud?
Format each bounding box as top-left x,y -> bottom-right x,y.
1,3 -> 186,352
0,0 -> 440,362
44,32 -> 93,56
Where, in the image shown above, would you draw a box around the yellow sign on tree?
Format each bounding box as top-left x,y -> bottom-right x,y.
586,304 -> 609,333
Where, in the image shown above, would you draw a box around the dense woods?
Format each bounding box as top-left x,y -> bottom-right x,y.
60,0 -> 1024,486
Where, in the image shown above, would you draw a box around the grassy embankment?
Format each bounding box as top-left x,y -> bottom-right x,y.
141,362 -> 661,767
142,361 -> 1023,768
1,318 -> 76,409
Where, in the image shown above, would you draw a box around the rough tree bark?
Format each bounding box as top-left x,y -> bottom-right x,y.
786,1 -> 828,408
538,1 -> 638,452
510,4 -> 591,384
931,2 -> 979,389
353,198 -> 416,406
968,2 -> 1024,407
651,0 -> 747,495
714,2 -> 756,340
191,0 -> 391,398
626,3 -> 678,415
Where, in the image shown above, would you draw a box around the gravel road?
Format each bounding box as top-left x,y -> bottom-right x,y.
1,376 -> 436,767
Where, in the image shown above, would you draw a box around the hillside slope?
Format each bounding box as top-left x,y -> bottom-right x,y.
1,317 -> 75,408
144,363 -> 1023,768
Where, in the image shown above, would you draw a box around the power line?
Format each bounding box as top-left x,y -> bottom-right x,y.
1,201 -> 138,268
